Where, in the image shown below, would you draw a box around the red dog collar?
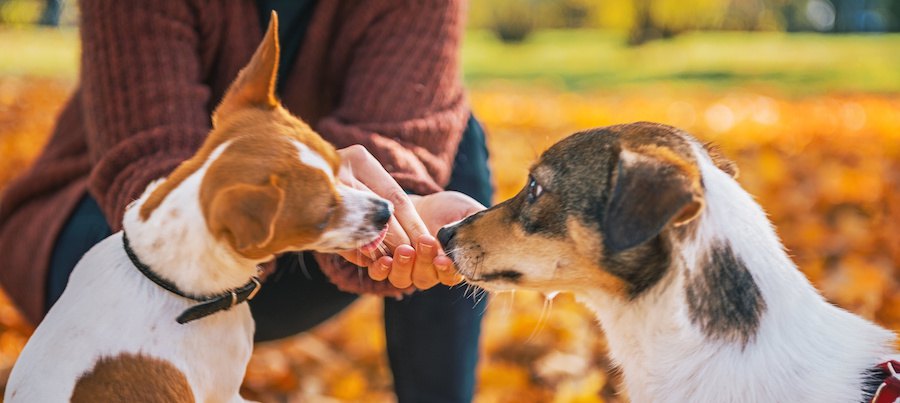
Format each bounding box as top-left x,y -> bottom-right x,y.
871,361 -> 900,403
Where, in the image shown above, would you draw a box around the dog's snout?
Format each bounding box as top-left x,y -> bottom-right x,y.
437,225 -> 457,249
369,199 -> 392,228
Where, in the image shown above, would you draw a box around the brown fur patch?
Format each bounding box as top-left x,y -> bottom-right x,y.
632,144 -> 700,184
70,353 -> 194,403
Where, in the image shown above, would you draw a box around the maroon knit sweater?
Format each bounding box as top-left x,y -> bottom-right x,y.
0,0 -> 468,324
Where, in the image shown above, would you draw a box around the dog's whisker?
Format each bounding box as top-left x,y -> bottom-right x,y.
474,288 -> 485,305
525,294 -> 554,344
377,243 -> 391,258
477,289 -> 491,315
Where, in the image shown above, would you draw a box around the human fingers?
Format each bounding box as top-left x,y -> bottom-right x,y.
387,244 -> 415,289
411,235 -> 440,289
379,216 -> 411,254
367,256 -> 392,282
333,173 -> 406,261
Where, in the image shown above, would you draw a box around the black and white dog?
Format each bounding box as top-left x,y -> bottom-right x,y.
439,122 -> 899,403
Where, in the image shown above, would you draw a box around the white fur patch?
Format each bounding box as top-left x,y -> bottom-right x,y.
293,141 -> 333,179
311,184 -> 389,252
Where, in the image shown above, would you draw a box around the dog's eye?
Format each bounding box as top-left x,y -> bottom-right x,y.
527,177 -> 543,203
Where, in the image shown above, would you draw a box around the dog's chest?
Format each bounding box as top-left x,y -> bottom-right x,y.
5,234 -> 255,401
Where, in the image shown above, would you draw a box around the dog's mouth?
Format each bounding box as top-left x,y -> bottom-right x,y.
467,270 -> 523,283
358,226 -> 388,254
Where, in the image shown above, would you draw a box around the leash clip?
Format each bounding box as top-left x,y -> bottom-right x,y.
247,277 -> 262,301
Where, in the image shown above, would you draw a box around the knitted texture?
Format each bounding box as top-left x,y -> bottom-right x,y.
0,0 -> 468,324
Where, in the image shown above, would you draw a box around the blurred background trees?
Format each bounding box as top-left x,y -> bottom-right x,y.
2,0 -> 897,42
467,0 -> 900,44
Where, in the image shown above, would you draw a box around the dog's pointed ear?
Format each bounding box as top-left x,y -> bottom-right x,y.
212,11 -> 280,126
601,149 -> 704,253
208,175 -> 285,256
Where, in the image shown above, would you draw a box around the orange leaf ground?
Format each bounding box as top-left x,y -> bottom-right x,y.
0,77 -> 898,402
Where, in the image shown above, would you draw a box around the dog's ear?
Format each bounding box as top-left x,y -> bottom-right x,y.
703,142 -> 739,178
601,149 -> 704,253
212,11 -> 280,126
208,175 -> 285,256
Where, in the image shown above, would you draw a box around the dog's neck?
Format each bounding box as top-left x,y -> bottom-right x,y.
121,142 -> 261,297
578,146 -> 895,402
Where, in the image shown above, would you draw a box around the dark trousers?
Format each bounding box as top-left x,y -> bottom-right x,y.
47,115 -> 492,403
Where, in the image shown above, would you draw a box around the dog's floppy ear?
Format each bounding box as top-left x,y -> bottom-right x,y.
208,175 -> 285,256
212,11 -> 280,126
602,149 -> 704,253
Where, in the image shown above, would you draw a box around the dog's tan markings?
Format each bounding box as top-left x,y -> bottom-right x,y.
207,174 -> 286,253
70,353 -> 194,403
450,201 -> 627,294
631,144 -> 701,184
566,218 -> 628,296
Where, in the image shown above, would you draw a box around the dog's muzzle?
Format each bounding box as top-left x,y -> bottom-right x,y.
437,225 -> 457,257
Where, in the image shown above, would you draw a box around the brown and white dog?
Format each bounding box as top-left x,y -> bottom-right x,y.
5,13 -> 390,402
439,122 -> 899,403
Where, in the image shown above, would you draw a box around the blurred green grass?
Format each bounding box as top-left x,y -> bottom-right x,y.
464,30 -> 900,93
2,27 -> 900,93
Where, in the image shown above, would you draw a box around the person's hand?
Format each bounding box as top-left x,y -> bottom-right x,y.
335,145 -> 476,289
368,191 -> 485,288
415,191 -> 486,285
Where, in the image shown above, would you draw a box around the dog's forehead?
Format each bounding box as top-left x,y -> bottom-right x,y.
617,122 -> 698,161
536,122 -> 699,180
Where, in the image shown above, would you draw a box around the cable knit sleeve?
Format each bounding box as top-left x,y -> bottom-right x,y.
79,0 -> 211,230
316,0 -> 468,195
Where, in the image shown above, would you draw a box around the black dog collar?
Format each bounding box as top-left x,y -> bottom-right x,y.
122,232 -> 261,324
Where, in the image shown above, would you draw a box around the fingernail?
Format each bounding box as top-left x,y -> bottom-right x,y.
420,243 -> 433,253
380,263 -> 390,271
398,255 -> 411,264
436,264 -> 448,272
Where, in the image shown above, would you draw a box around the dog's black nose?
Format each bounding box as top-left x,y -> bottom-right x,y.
370,200 -> 392,229
437,225 -> 457,249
